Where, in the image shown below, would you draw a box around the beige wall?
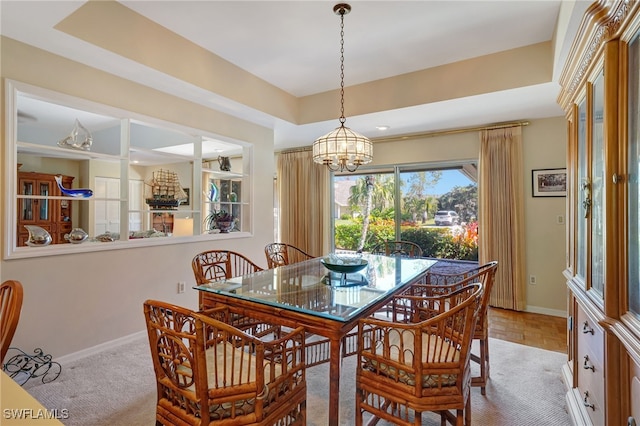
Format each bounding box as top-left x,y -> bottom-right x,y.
522,118 -> 567,315
2,36 -> 566,361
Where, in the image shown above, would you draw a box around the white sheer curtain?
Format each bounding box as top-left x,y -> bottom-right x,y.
479,126 -> 527,310
276,150 -> 329,257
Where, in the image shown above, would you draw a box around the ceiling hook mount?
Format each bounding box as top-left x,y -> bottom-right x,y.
333,3 -> 351,16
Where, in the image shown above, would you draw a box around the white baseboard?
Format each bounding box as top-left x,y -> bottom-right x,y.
525,305 -> 567,318
56,330 -> 146,366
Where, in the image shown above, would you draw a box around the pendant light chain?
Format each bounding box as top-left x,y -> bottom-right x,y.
339,9 -> 346,124
312,3 -> 373,172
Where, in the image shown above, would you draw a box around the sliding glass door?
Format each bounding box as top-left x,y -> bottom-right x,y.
332,162 -> 478,260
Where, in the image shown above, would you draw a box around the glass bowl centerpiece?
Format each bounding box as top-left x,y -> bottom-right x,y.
321,253 -> 368,274
321,252 -> 368,286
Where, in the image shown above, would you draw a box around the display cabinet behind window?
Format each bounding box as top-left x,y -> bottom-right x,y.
16,171 -> 74,246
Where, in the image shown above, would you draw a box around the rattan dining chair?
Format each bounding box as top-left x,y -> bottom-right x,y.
371,240 -> 423,258
264,243 -> 314,269
192,250 -> 263,308
1,280 -> 24,363
144,300 -> 307,425
403,260 -> 498,395
356,282 -> 483,426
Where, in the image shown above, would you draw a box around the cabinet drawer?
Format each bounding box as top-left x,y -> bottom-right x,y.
575,304 -> 605,426
631,359 -> 640,425
577,350 -> 604,425
576,305 -> 604,365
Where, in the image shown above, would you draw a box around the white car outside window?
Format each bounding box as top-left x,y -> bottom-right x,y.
434,210 -> 459,226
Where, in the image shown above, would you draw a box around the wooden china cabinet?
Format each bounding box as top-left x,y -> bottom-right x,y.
17,171 -> 74,246
558,1 -> 640,425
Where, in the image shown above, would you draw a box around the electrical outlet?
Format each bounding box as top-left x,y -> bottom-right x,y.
529,275 -> 536,285
177,282 -> 186,294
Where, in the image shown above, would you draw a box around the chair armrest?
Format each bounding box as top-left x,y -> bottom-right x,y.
261,326 -> 306,399
402,269 -> 488,298
262,326 -> 306,368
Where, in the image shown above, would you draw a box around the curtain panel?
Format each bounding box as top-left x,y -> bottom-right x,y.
276,150 -> 328,257
479,126 -> 527,310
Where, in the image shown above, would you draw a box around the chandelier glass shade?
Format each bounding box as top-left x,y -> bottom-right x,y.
312,121 -> 373,172
312,3 -> 372,173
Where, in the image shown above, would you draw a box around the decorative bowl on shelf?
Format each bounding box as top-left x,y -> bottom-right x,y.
320,256 -> 368,274
215,219 -> 235,233
64,228 -> 88,244
24,225 -> 52,247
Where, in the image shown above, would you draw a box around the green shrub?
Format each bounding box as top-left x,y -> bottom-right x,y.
334,222 -> 478,261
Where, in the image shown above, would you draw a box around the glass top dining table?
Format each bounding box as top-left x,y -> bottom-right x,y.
195,254 -> 436,321
194,253 -> 436,426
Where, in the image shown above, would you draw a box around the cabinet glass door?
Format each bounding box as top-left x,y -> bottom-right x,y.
628,34 -> 640,318
21,180 -> 34,221
577,98 -> 588,283
38,181 -> 50,221
591,71 -> 605,297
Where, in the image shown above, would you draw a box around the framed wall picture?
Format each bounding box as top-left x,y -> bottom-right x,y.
532,168 -> 567,197
182,187 -> 190,206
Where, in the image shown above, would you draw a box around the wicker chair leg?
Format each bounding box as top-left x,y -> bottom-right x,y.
465,393 -> 472,425
440,413 -> 447,426
471,337 -> 490,395
485,337 -> 490,379
482,338 -> 489,395
479,338 -> 487,395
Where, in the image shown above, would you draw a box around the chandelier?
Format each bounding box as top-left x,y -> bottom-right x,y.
312,3 -> 373,173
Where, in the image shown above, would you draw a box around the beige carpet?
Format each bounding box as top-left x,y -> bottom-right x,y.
23,335 -> 569,425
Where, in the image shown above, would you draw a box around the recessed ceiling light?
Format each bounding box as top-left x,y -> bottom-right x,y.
376,125 -> 390,131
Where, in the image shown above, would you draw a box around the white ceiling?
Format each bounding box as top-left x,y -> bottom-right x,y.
1,1 -> 590,151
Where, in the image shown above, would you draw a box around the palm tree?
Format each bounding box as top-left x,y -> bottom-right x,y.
348,175 -> 395,251
402,171 -> 442,222
357,176 -> 374,251
425,195 -> 439,220
402,196 -> 422,222
348,174 -> 394,214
